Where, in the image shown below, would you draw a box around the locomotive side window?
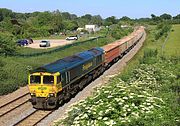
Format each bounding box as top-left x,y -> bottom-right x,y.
43,75 -> 54,84
30,76 -> 41,84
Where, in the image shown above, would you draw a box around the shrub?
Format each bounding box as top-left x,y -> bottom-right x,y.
0,33 -> 16,56
139,48 -> 158,64
155,22 -> 172,40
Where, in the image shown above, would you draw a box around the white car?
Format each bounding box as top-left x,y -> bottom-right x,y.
66,36 -> 78,40
39,40 -> 50,47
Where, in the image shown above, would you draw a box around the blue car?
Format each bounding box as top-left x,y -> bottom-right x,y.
17,39 -> 28,46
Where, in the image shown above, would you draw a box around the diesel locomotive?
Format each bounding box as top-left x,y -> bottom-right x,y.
28,26 -> 145,109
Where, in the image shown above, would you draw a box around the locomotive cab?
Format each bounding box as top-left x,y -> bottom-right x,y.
28,72 -> 62,109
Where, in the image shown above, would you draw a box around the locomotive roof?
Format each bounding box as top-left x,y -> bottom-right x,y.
31,47 -> 104,73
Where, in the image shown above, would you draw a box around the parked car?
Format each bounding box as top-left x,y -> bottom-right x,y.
39,40 -> 50,47
66,35 -> 78,40
17,39 -> 28,46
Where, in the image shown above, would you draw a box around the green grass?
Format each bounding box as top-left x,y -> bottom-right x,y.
164,24 -> 180,56
33,35 -> 66,40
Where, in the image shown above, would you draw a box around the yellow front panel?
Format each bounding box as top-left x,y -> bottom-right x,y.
28,72 -> 62,98
29,85 -> 54,97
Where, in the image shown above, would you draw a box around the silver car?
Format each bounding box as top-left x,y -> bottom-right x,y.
66,36 -> 78,41
39,40 -> 50,47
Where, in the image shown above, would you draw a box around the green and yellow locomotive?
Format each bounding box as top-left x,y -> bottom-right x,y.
28,47 -> 105,109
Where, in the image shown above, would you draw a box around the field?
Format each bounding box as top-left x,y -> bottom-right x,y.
56,25 -> 180,126
164,24 -> 180,56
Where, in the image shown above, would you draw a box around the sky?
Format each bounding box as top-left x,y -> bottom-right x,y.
0,0 -> 180,19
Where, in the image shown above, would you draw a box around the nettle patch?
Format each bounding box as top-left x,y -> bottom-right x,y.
59,62 -> 176,126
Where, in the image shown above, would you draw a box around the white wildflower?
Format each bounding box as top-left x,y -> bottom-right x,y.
103,117 -> 108,120
137,95 -> 144,98
123,96 -> 128,100
129,95 -> 134,99
131,103 -> 135,107
134,106 -> 138,109
105,121 -> 110,125
73,120 -> 79,124
124,104 -> 129,108
118,102 -> 123,105
99,111 -> 103,116
104,90 -> 110,93
98,116 -> 102,120
108,95 -> 113,98
109,120 -> 116,125
93,112 -> 96,115
147,102 -> 151,106
81,113 -> 88,119
74,116 -> 80,121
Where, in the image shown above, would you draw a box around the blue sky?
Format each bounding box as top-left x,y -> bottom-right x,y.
0,0 -> 180,19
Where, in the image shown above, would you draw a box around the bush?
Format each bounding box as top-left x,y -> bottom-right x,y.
155,22 -> 172,40
0,33 -> 16,56
109,24 -> 132,40
139,48 -> 158,64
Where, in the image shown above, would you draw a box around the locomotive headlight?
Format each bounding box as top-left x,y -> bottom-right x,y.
48,93 -> 55,97
30,93 -> 36,96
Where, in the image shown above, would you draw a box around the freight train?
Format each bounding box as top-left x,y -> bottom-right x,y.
28,26 -> 145,109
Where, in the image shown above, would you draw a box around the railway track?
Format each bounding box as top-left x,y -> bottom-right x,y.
14,110 -> 54,126
0,93 -> 30,118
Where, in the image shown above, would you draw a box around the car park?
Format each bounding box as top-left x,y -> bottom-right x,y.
39,40 -> 50,47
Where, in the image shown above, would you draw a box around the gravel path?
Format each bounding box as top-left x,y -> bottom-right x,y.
38,32 -> 146,126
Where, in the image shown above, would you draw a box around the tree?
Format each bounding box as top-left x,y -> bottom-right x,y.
37,11 -> 52,26
151,14 -> 162,22
81,14 -> 92,20
51,10 -> 64,32
62,12 -> 71,20
160,13 -> 172,20
151,14 -> 156,19
104,16 -> 118,26
0,8 -> 13,21
173,14 -> 180,19
64,20 -> 78,31
0,33 -> 16,55
120,16 -> 131,21
91,15 -> 103,26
